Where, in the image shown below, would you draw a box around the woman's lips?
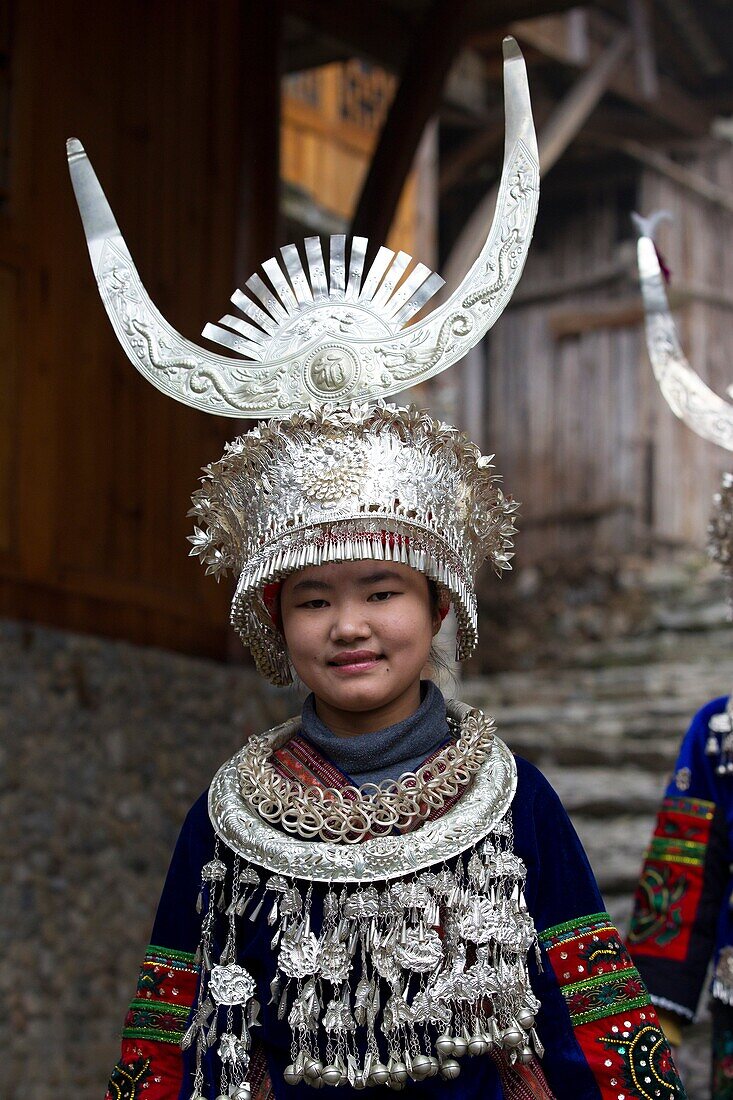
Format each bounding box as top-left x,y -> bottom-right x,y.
328,651 -> 383,673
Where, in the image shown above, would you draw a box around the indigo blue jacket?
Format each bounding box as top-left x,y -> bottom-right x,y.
106,755 -> 686,1099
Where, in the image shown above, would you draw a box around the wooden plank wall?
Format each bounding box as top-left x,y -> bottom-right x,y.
472,146 -> 733,567
0,0 -> 281,657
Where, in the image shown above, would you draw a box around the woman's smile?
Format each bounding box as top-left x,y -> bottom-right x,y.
327,649 -> 384,673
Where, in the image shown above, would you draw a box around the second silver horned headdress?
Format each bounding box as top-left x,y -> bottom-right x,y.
69,38 -> 539,681
635,213 -> 733,569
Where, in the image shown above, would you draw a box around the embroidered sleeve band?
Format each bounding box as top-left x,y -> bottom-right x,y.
105,945 -> 201,1100
121,944 -> 200,1045
540,912 -> 685,1100
628,796 -> 715,961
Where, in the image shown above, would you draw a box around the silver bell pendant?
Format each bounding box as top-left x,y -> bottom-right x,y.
367,1062 -> 391,1087
387,1058 -> 408,1089
439,1057 -> 461,1080
283,1064 -> 303,1086
320,1064 -> 344,1087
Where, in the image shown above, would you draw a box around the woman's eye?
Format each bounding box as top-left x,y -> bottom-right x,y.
368,590 -> 396,602
300,598 -> 329,609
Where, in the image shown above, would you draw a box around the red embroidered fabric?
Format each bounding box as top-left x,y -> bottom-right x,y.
628,795 -> 715,962
540,913 -> 684,1099
105,945 -> 199,1100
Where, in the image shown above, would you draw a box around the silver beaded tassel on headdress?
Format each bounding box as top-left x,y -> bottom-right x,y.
186,817 -> 541,1095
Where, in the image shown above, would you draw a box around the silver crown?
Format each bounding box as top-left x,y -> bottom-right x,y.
189,402 -> 517,685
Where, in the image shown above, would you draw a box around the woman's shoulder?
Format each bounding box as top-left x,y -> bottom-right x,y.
512,753 -> 563,803
689,693 -> 729,726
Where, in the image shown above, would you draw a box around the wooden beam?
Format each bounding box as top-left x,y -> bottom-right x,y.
512,251 -> 636,306
350,0 -> 470,247
549,282 -> 733,339
537,28 -> 631,175
443,28 -> 630,291
549,297 -> 644,338
511,8 -> 712,136
658,0 -> 726,78
236,1 -> 282,288
605,136 -> 733,216
438,110 -> 505,195
285,0 -> 414,72
521,500 -> 635,528
627,0 -> 658,100
285,0 -> 580,73
466,0 -> 579,38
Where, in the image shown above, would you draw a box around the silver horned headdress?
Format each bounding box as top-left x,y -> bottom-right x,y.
68,38 -> 538,681
634,212 -> 733,569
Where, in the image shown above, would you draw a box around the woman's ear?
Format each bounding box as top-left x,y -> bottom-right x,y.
434,594 -> 451,634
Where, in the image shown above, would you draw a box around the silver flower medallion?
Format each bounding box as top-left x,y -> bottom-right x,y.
209,963 -> 256,1006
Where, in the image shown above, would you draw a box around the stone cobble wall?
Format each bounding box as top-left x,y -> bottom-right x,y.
0,619 -> 296,1099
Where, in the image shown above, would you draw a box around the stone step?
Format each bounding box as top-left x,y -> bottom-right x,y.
541,767 -> 664,817
571,815 -> 651,895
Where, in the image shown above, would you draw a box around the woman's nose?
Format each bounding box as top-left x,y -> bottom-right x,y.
329,605 -> 371,642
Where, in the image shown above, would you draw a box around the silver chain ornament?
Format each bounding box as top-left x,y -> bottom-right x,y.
190,707 -> 542,1092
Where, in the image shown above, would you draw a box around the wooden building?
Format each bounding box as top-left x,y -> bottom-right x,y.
1,1 -> 732,659
465,10 -> 733,566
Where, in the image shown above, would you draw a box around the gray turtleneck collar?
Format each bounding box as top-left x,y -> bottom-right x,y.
299,680 -> 449,786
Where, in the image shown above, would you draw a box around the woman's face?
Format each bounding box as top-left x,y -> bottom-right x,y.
280,560 -> 441,735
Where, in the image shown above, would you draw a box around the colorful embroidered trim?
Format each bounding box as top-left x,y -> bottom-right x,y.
540,911 -> 618,946
106,945 -> 201,1100
646,836 -> 707,867
107,1057 -> 151,1100
274,732 -> 461,837
562,967 -> 649,1026
540,912 -> 683,1099
628,794 -> 715,960
122,999 -> 191,1043
121,944 -> 200,1046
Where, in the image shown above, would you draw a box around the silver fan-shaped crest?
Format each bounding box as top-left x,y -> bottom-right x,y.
68,37 -> 539,419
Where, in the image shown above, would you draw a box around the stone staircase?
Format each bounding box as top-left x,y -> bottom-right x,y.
461,559 -> 733,1097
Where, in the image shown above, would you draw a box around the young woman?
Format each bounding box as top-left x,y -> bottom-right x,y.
100,403 -> 684,1100
67,42 -> 684,1100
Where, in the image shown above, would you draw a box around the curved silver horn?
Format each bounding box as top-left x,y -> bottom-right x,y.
68,36 -> 538,419
636,221 -> 733,451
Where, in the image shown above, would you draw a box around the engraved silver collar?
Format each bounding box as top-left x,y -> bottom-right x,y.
208,700 -> 517,884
